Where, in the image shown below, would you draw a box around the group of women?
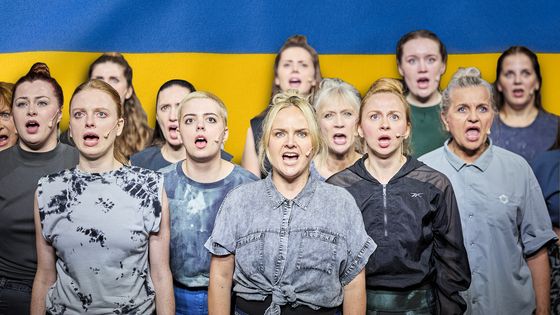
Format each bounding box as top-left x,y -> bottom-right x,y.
0,29 -> 558,315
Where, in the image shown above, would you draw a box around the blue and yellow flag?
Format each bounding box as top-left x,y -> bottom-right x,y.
2,1 -> 559,160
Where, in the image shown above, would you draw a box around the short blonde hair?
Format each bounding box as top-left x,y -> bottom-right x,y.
361,78 -> 413,156
179,91 -> 228,125
258,90 -> 324,175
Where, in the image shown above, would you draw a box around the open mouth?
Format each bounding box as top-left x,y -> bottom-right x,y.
289,78 -> 302,87
333,133 -> 347,145
282,152 -> 299,162
168,125 -> 179,140
512,88 -> 524,97
25,120 -> 40,134
0,135 -> 8,146
377,135 -> 391,148
465,126 -> 481,141
194,135 -> 207,149
83,132 -> 100,147
417,77 -> 430,88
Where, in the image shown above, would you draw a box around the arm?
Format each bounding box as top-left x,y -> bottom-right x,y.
527,247 -> 551,315
432,183 -> 471,315
149,190 -> 174,315
30,191 -> 57,315
241,127 -> 261,178
342,269 -> 366,315
208,254 -> 235,315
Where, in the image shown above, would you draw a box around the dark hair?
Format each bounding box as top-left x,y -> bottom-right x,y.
494,46 -> 543,110
396,30 -> 448,65
270,35 -> 322,99
70,79 -> 128,164
0,82 -> 14,109
13,62 -> 64,108
88,53 -> 152,159
151,79 -> 196,147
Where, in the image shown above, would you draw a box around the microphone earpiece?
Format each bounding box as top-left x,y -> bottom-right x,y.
104,122 -> 119,139
305,149 -> 312,157
487,129 -> 491,135
47,110 -> 60,129
395,133 -> 401,138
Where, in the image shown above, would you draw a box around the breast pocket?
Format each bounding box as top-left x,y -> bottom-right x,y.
296,230 -> 338,275
236,232 -> 265,276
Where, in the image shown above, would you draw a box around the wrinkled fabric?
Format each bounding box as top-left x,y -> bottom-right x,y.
205,172 -> 376,312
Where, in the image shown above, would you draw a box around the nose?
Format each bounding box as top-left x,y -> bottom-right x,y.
285,133 -> 296,148
170,105 -> 178,121
26,103 -> 37,116
419,60 -> 428,72
467,110 -> 480,122
196,119 -> 205,130
85,113 -> 95,127
379,116 -> 390,130
513,74 -> 522,84
334,114 -> 344,128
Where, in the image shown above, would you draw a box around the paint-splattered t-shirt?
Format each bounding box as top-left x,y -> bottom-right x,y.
37,165 -> 163,315
161,162 -> 257,287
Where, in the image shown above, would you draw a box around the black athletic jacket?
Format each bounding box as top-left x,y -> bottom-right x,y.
327,155 -> 471,315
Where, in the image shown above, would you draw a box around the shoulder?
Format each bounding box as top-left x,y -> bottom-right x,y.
130,146 -> 160,165
409,161 -> 453,193
539,110 -> 560,124
38,168 -> 74,187
316,180 -> 358,204
492,145 -> 531,168
231,165 -> 259,182
326,168 -> 362,188
418,146 -> 445,162
126,165 -> 163,182
57,143 -> 79,160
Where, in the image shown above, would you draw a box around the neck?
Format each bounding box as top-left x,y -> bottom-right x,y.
78,153 -> 122,173
406,92 -> 441,108
364,151 -> 406,184
272,170 -> 309,200
447,139 -> 488,164
161,142 -> 185,163
315,149 -> 361,178
500,103 -> 539,127
182,154 -> 231,183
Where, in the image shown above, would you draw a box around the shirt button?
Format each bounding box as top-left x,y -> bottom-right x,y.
470,242 -> 475,246
469,214 -> 473,218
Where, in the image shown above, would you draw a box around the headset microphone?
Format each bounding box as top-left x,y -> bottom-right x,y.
104,123 -> 119,139
305,149 -> 312,157
395,133 -> 401,138
47,110 -> 60,129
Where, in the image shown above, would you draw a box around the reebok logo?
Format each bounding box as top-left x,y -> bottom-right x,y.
410,193 -> 423,198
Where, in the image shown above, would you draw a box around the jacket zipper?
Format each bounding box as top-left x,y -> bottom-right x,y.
383,184 -> 388,237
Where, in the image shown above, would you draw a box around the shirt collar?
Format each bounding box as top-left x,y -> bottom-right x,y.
263,171 -> 319,210
443,138 -> 494,172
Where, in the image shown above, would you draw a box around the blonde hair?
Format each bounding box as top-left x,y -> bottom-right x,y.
179,91 -> 228,125
0,82 -> 14,110
70,79 -> 128,165
258,90 -> 324,175
361,78 -> 413,156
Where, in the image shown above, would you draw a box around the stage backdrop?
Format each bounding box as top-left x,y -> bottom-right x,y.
2,1 -> 559,162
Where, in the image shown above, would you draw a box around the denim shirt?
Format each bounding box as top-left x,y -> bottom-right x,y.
205,172 -> 376,314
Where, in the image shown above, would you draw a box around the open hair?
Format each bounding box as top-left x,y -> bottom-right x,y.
258,90 -> 324,175
89,53 -> 152,158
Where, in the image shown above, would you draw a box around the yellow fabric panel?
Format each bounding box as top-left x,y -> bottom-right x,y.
1,52 -> 558,162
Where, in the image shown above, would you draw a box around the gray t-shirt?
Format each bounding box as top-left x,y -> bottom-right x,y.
37,166 -> 163,315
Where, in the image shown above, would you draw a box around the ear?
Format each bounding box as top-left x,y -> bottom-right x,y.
222,127 -> 229,143
116,118 -> 125,136
274,77 -> 280,87
56,108 -> 62,124
496,81 -> 503,93
440,111 -> 450,132
397,63 -> 404,77
357,124 -> 364,138
125,86 -> 133,100
404,122 -> 412,139
439,62 -> 447,76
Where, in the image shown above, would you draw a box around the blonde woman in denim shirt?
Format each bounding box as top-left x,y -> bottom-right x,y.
206,91 -> 376,315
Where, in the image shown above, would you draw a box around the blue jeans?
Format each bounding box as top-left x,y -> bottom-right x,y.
174,285 -> 208,315
0,277 -> 33,315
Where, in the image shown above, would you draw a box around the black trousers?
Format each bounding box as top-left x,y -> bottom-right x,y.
0,277 -> 33,315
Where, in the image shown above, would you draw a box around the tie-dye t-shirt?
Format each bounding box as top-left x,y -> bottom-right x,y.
161,162 -> 257,287
36,166 -> 163,315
